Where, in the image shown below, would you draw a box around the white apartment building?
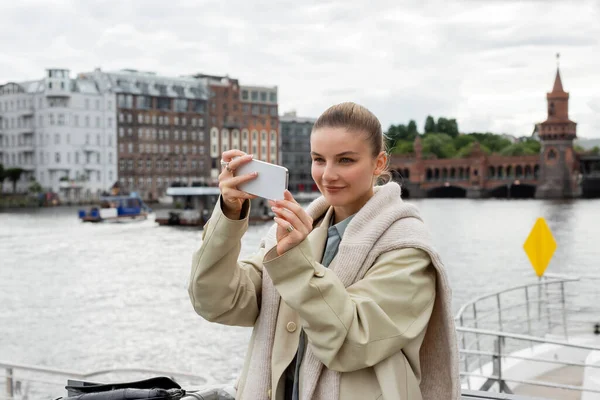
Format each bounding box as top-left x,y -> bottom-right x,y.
0,69 -> 117,200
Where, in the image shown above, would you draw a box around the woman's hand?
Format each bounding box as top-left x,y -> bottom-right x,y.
218,150 -> 258,220
268,190 -> 314,256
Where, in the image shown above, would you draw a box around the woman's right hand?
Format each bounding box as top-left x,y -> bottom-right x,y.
218,150 -> 258,220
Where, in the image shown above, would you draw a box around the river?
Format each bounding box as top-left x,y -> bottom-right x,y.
0,197 -> 598,397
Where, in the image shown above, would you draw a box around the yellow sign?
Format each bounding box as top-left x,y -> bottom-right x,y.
523,217 -> 557,277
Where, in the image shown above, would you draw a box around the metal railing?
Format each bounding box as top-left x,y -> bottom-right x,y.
455,273 -> 600,397
0,360 -> 207,400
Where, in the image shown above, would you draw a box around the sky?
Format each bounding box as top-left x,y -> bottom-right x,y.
0,0 -> 598,138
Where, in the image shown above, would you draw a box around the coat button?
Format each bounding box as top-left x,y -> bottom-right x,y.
314,268 -> 325,277
286,321 -> 297,332
268,388 -> 272,398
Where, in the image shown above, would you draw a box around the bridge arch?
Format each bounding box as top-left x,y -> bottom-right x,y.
427,185 -> 467,198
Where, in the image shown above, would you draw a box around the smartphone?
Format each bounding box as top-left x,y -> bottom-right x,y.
234,158 -> 289,200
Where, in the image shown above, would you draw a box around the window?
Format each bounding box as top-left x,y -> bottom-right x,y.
138,114 -> 143,123
119,128 -> 124,137
55,152 -> 60,163
95,99 -> 100,110
85,99 -> 89,109
269,92 -> 277,102
174,99 -> 187,112
260,92 -> 267,102
85,116 -> 90,127
54,134 -> 60,145
251,91 -> 258,101
96,117 -> 100,128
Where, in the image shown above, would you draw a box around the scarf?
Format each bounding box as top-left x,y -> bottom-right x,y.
239,182 -> 460,400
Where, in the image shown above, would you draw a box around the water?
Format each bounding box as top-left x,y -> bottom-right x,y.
1,198 -> 599,395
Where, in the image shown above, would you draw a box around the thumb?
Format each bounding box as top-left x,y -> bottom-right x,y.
284,189 -> 296,203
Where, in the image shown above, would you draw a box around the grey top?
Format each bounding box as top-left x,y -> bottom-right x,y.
285,212 -> 355,400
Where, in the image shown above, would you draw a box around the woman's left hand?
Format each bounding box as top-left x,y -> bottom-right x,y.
269,190 -> 314,256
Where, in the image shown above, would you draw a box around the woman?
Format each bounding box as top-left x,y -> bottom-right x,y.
188,102 -> 460,400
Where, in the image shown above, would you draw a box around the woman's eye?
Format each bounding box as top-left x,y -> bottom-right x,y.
340,158 -> 354,163
312,158 -> 324,163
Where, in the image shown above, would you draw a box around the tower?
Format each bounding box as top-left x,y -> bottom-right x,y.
535,61 -> 581,199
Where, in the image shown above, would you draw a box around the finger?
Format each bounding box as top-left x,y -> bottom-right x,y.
273,199 -> 312,229
273,217 -> 297,235
228,154 -> 254,171
221,149 -> 247,162
284,190 -> 299,205
271,206 -> 306,234
222,188 -> 257,201
220,172 -> 259,188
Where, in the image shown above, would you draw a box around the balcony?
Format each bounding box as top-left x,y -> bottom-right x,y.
83,144 -> 101,153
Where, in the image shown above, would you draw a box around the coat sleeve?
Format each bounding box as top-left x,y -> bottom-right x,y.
188,197 -> 265,327
262,240 -> 436,372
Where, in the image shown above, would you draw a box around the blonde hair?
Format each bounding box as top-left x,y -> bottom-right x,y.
312,102 -> 391,184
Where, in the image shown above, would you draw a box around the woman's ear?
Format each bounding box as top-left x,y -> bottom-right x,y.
374,151 -> 388,176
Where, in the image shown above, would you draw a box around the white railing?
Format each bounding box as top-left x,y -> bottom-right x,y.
455,273 -> 600,397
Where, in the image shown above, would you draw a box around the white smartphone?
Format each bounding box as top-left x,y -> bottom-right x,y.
234,158 -> 289,200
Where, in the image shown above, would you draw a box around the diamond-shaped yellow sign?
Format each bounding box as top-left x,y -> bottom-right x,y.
523,217 -> 557,277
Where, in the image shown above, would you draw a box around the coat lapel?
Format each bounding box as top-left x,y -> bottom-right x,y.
308,207 -> 333,264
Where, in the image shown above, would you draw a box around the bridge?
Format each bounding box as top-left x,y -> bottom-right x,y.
389,140 -> 600,199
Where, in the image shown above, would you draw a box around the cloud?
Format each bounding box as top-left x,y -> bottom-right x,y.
0,0 -> 599,137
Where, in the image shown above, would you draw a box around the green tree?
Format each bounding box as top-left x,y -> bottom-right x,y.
29,179 -> 43,194
6,168 -> 24,193
407,120 -> 419,138
424,116 -> 437,133
591,146 -> 600,155
0,163 -> 5,194
422,133 -> 456,159
499,143 -> 539,156
390,140 -> 414,155
455,142 -> 491,158
453,134 -> 476,150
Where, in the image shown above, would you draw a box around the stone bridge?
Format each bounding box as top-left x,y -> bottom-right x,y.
389,148 -> 541,198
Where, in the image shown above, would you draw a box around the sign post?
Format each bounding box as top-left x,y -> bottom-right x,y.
523,217 -> 557,322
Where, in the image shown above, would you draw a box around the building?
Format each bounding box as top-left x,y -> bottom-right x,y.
239,85 -> 279,166
193,74 -> 280,183
280,111 -> 316,193
79,68 -> 210,200
535,67 -> 581,199
0,68 -> 117,200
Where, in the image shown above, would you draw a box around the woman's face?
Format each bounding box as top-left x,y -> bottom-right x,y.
310,127 -> 386,213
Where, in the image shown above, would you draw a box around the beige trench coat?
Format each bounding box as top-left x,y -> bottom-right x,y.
189,201 -> 436,400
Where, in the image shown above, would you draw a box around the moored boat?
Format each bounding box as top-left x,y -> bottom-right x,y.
78,193 -> 152,223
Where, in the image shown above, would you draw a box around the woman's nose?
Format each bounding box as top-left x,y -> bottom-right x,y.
322,164 -> 337,181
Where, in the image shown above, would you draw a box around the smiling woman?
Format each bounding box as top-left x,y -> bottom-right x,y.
188,102 -> 460,400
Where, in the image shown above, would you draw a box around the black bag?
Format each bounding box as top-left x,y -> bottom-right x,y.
56,376 -> 185,400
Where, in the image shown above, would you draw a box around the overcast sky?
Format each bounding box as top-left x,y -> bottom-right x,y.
0,0 -> 598,138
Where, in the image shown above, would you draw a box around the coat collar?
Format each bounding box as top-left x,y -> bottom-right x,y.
307,206 -> 334,263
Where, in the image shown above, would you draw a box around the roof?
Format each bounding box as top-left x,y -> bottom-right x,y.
552,68 -> 565,93
78,69 -> 209,100
280,115 -> 316,124
166,187 -> 221,196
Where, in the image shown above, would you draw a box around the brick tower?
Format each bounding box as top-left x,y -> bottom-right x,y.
535,64 -> 581,199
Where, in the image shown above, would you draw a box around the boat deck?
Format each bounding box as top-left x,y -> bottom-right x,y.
513,365 -> 584,400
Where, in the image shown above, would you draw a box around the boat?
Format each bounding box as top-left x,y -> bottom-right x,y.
78,193 -> 152,223
456,273 -> 600,399
155,186 -> 273,227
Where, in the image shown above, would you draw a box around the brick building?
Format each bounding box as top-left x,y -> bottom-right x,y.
194,74 -> 280,183
79,69 -> 210,200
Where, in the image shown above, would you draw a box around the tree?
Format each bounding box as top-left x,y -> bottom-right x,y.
407,120 -> 419,138
591,146 -> 600,155
499,143 -> 539,156
424,116 -> 436,133
6,168 -> 24,193
422,133 -> 456,159
0,163 -> 5,194
29,180 -> 43,194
